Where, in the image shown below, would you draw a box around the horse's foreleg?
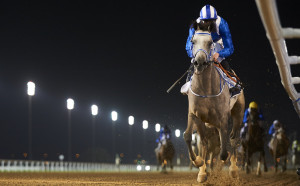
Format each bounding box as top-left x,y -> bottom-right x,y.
218,118 -> 229,162
241,147 -> 245,171
170,159 -> 174,170
275,158 -> 278,173
196,120 -> 208,183
256,152 -> 262,176
262,150 -> 268,172
245,150 -> 251,174
229,149 -> 239,178
282,155 -> 287,172
209,152 -> 213,171
184,114 -> 203,167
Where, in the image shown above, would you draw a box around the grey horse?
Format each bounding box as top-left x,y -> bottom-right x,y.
268,128 -> 289,173
183,26 -> 245,182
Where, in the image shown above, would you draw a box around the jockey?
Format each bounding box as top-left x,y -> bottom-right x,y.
268,120 -> 286,151
156,125 -> 171,148
159,125 -> 171,141
185,5 -> 238,92
268,120 -> 283,137
240,101 -> 264,139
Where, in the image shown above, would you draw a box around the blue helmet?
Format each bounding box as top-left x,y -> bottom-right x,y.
199,5 -> 218,20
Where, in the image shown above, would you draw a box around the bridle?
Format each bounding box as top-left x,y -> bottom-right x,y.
189,32 -> 226,98
192,32 -> 213,66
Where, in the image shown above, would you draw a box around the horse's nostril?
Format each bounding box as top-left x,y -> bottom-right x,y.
194,61 -> 198,66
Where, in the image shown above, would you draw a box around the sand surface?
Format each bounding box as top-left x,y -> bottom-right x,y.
0,170 -> 299,185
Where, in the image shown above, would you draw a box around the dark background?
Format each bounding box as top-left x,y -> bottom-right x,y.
0,1 -> 299,164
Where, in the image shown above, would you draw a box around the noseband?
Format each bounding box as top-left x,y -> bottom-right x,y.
192,32 -> 213,63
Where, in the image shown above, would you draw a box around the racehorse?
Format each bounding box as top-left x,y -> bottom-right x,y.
268,128 -> 289,172
240,109 -> 268,175
183,22 -> 245,183
155,138 -> 175,172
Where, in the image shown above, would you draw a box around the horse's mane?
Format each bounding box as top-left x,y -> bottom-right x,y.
190,19 -> 217,33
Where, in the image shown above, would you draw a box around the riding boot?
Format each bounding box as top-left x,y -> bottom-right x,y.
220,60 -> 233,73
221,60 -> 242,96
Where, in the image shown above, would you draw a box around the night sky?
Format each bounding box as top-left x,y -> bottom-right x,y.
0,1 -> 299,163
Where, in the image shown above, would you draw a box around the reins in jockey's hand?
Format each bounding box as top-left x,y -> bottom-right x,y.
166,64 -> 194,93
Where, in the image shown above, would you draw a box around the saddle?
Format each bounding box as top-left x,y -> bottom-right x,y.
180,63 -> 243,98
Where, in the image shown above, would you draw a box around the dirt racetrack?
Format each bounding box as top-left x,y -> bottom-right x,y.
0,170 -> 299,185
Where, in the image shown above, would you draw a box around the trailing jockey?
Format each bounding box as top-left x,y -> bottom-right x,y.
268,120 -> 286,151
156,125 -> 171,150
240,101 -> 265,139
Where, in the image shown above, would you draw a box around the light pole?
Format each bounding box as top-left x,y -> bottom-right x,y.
67,98 -> 74,162
111,111 -> 118,159
91,104 -> 98,162
175,129 -> 181,166
27,81 -> 35,160
128,116 -> 134,163
142,120 -> 148,160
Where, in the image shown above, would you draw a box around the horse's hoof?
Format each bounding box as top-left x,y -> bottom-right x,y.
229,170 -> 239,178
264,167 -> 268,172
197,174 -> 207,183
160,169 -> 167,174
193,156 -> 204,168
220,152 -> 228,162
229,164 -> 239,178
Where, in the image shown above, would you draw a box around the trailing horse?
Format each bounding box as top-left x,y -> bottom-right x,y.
268,128 -> 289,172
240,109 -> 268,175
155,138 -> 175,172
183,24 -> 245,183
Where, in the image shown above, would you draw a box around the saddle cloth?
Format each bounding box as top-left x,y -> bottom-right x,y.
180,66 -> 241,109
180,66 -> 238,94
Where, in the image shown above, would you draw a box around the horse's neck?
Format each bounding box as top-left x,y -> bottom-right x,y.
192,64 -> 220,93
276,129 -> 285,139
248,120 -> 260,138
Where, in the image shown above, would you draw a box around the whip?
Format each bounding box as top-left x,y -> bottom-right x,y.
166,64 -> 193,93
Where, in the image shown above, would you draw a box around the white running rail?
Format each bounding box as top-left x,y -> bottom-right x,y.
0,159 -> 192,172
255,0 -> 300,118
